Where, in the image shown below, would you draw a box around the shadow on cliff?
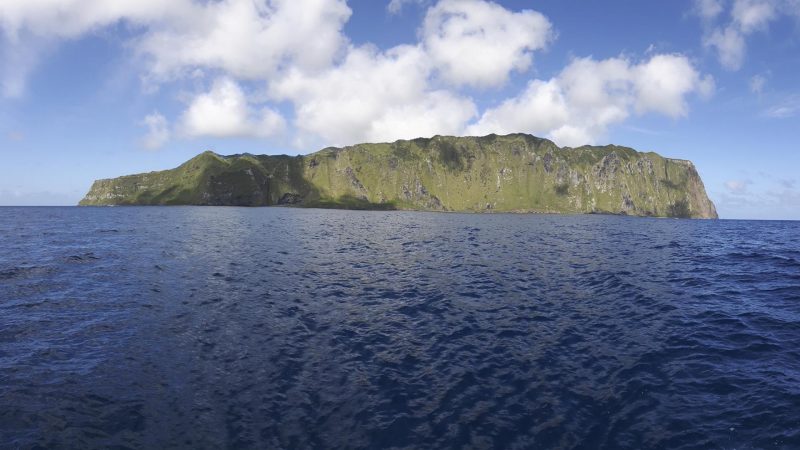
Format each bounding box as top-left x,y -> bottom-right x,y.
199,155 -> 397,210
304,195 -> 397,211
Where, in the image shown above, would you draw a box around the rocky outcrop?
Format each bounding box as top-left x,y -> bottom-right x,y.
79,133 -> 718,218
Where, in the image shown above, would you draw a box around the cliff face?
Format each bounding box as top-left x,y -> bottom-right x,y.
79,133 -> 718,218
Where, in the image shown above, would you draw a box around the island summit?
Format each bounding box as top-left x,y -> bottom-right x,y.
80,133 -> 718,219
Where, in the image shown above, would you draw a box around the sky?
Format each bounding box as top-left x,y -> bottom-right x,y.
0,0 -> 798,219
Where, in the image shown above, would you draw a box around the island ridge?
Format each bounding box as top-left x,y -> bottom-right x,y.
80,133 -> 718,219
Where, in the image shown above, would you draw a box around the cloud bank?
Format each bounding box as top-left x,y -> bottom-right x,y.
469,54 -> 714,147
0,0 -> 712,150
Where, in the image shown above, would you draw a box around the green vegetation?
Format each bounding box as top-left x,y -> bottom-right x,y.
79,133 -> 718,218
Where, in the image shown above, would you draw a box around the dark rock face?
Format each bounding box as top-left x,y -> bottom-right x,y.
543,152 -> 554,173
621,193 -> 636,213
79,134 -> 718,218
278,193 -> 303,205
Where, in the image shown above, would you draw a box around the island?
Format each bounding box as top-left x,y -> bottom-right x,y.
80,133 -> 718,218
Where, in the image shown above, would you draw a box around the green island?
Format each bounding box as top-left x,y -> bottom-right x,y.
80,133 -> 718,218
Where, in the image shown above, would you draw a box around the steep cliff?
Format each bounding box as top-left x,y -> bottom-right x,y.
79,133 -> 718,218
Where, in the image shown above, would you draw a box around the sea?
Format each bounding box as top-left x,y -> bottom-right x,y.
1,206 -> 799,449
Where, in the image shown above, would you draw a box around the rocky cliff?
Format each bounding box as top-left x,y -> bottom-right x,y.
79,133 -> 718,218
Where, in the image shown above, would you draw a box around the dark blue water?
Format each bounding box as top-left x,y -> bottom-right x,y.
1,207 -> 799,449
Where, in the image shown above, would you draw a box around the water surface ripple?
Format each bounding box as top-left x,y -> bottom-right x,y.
1,207 -> 799,449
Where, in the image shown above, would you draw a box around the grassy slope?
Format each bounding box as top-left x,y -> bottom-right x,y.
80,134 -> 718,218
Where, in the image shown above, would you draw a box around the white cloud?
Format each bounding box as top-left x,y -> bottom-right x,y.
141,112 -> 170,150
732,0 -> 777,32
0,0 -> 715,151
469,54 -> 712,147
466,79 -> 570,138
697,0 -> 797,70
0,0 -> 188,40
180,77 -> 286,139
633,54 -> 715,116
387,0 -> 428,14
704,26 -> 747,70
422,0 -> 553,88
369,90 -> 478,142
0,0 -> 352,82
693,0 -> 724,20
137,0 -> 352,81
271,44 -> 476,146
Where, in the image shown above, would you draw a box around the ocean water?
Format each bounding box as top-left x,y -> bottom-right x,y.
1,207 -> 799,449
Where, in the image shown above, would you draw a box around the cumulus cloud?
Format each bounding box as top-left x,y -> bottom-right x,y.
0,0 -> 351,81
0,0 -> 713,151
137,0 -> 352,81
465,79 -> 569,140
422,0 -> 553,88
141,112 -> 170,150
633,54 -> 715,115
271,45 -> 476,146
180,77 -> 285,139
469,54 -> 713,147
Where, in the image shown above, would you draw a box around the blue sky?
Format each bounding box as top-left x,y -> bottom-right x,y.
0,0 -> 798,219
